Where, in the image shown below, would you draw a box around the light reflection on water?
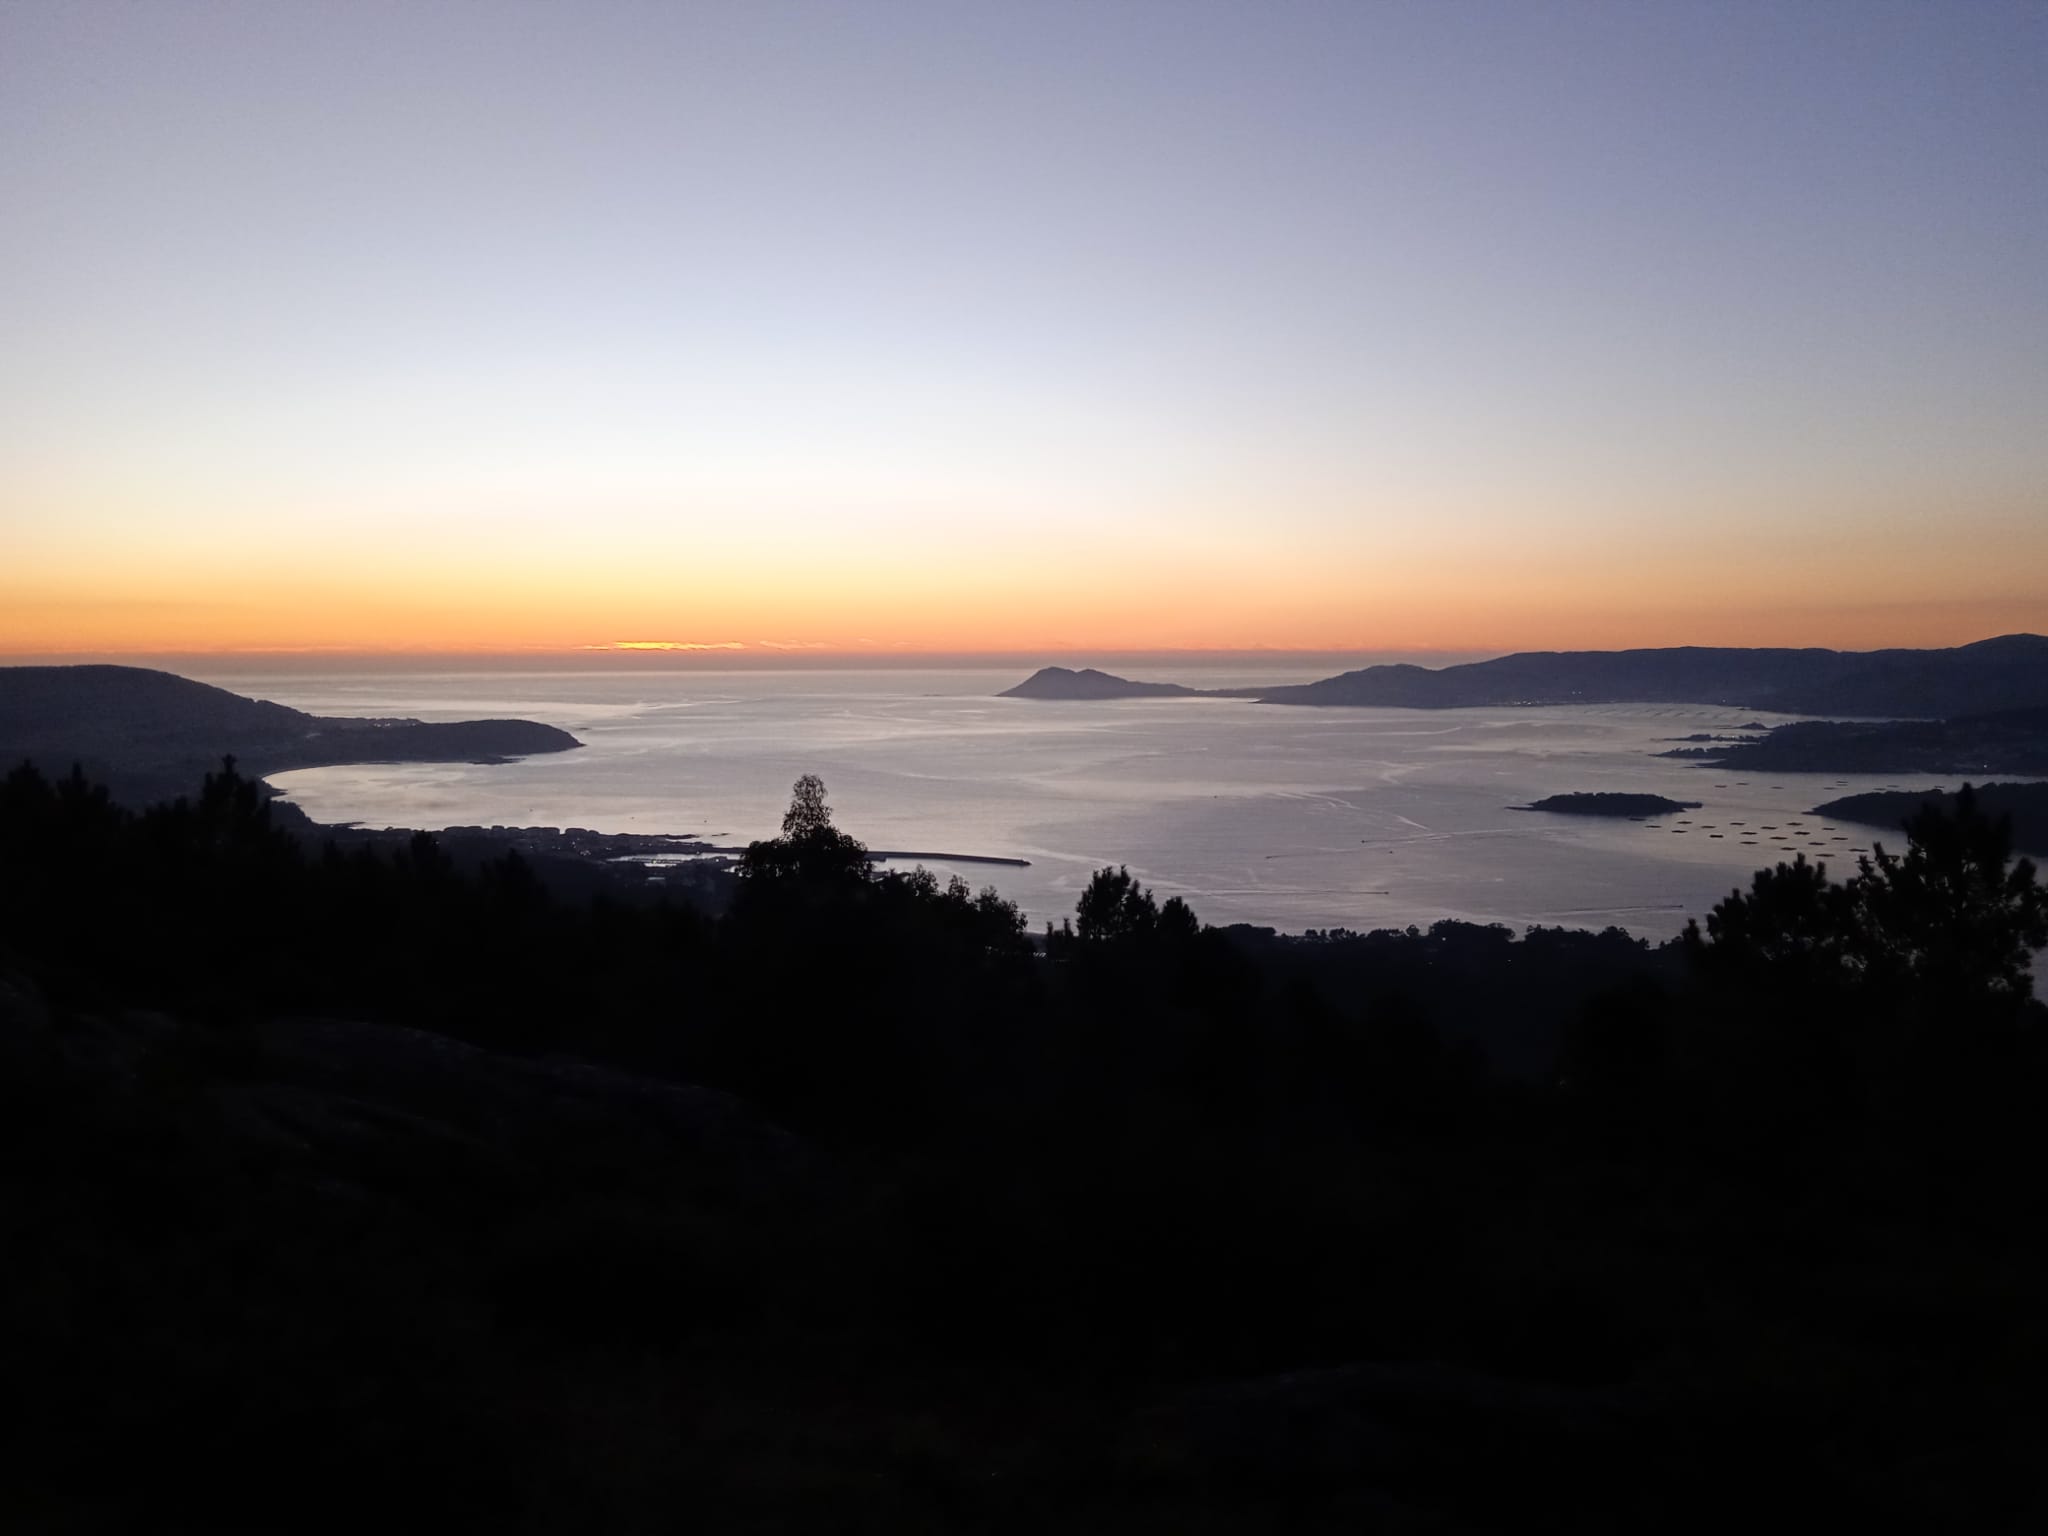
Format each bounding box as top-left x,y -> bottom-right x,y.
204,667 -> 1964,939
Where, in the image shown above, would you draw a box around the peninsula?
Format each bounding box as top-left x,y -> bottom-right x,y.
0,665 -> 581,806
1667,707 -> 2048,776
1809,782 -> 2048,858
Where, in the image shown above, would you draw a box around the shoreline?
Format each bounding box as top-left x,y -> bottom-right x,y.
293,814 -> 1031,871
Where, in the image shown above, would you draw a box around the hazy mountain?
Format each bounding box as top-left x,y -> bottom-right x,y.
1769,634 -> 2048,717
0,664 -> 580,805
1000,636 -> 2048,717
1257,635 -> 2048,713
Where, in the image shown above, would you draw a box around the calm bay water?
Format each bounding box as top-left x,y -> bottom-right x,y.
198,667 -> 1962,939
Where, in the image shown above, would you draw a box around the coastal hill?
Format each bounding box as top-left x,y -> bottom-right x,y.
1672,705 -> 2048,775
999,666 -> 1205,700
1001,635 -> 2048,716
0,664 -> 580,804
1811,781 -> 2048,857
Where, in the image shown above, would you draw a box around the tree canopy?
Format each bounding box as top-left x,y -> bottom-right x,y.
781,772 -> 835,839
1688,783 -> 2048,1004
4,758 -> 2047,1530
740,774 -> 872,887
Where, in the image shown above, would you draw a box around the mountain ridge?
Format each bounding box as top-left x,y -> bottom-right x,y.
1001,635 -> 2048,717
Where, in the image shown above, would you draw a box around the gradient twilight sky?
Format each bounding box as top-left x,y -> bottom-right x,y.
4,1 -> 2045,659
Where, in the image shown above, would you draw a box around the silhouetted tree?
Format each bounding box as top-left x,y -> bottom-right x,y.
1074,865 -> 1158,943
1157,895 -> 1200,944
1687,785 -> 2048,1002
1851,783 -> 2048,1003
739,775 -> 871,887
1684,853 -> 1859,987
781,772 -> 833,839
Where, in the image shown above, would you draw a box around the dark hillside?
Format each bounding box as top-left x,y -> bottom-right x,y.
0,664 -> 579,804
1678,705 -> 2048,774
2,762 -> 2044,1531
0,663 -> 312,751
1256,634 -> 2048,713
1814,780 -> 2048,856
1260,644 -> 1854,708
1782,633 -> 2048,716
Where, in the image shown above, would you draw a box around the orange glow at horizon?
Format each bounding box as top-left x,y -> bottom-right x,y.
7,468 -> 2047,661
6,531 -> 2047,660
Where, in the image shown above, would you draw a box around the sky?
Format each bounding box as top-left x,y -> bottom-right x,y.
3,0 -> 2045,660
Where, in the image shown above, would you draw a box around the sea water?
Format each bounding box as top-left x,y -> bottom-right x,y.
197,667 -> 1962,939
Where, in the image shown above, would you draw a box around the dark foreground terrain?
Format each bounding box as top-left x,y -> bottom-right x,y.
3,763 -> 2046,1532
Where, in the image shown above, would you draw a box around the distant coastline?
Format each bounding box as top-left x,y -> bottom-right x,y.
0,665 -> 1036,904
1668,708 -> 2048,776
1000,635 -> 2048,718
0,663 -> 581,808
1809,782 -> 2048,857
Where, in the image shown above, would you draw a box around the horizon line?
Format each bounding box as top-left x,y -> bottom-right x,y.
2,630 -> 2040,674
0,643 -> 1499,664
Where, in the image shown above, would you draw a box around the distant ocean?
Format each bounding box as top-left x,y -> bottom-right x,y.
193,666 -> 1958,939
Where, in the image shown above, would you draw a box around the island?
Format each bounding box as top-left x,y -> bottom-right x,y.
866,849 -> 1032,867
1517,793 -> 1702,817
999,666 -> 1209,700
0,664 -> 581,806
1809,782 -> 2048,857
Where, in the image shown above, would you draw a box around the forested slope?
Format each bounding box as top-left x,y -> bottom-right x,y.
3,763 -> 2044,1531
